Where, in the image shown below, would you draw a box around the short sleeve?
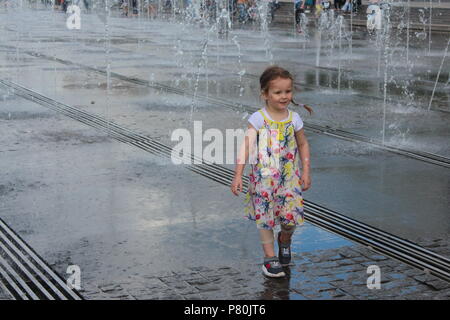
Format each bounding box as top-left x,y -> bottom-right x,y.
248,111 -> 264,131
292,112 -> 304,132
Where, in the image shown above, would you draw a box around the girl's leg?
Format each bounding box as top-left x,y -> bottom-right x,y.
259,229 -> 275,258
279,224 -> 296,243
278,224 -> 296,266
260,229 -> 285,277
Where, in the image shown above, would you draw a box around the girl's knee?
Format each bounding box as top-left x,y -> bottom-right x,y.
280,223 -> 296,234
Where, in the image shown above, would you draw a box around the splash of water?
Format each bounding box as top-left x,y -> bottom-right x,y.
232,35 -> 245,101
190,25 -> 216,120
336,15 -> 343,95
428,38 -> 450,111
257,0 -> 273,63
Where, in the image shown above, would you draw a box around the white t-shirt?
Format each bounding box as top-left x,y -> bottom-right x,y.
248,108 -> 304,132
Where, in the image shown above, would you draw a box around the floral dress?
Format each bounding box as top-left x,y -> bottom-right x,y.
244,109 -> 305,230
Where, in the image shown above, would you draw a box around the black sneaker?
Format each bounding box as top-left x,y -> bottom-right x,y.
278,233 -> 292,266
262,257 -> 286,278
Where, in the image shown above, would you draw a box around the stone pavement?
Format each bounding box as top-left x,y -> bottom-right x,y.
78,237 -> 450,300
1,236 -> 448,300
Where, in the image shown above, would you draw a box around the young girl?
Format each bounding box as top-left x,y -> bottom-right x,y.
231,66 -> 312,278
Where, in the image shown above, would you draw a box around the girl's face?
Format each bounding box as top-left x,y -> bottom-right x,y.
262,77 -> 293,111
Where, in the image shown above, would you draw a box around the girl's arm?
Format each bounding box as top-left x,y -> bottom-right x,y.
295,128 -> 311,191
231,124 -> 257,195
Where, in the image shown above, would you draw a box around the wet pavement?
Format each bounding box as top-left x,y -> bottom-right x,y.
1,9 -> 448,241
78,237 -> 450,300
0,3 -> 449,299
0,86 -> 355,299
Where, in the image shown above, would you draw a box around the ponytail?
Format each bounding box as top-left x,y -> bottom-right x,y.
291,99 -> 313,115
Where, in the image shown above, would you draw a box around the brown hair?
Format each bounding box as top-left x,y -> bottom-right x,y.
260,65 -> 313,114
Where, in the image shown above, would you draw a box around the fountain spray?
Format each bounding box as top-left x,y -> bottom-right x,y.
428,38 -> 450,111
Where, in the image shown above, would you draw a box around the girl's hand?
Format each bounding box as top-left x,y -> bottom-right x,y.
300,173 -> 311,191
231,175 -> 243,196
